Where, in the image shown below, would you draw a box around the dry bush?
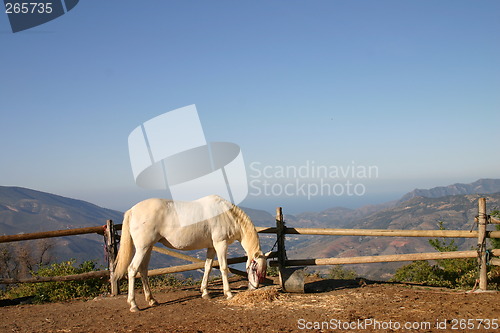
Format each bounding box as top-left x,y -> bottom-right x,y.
0,239 -> 54,280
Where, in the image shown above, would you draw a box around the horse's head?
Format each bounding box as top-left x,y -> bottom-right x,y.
247,251 -> 272,290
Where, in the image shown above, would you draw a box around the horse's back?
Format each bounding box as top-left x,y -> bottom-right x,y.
127,196 -> 240,251
130,197 -> 169,215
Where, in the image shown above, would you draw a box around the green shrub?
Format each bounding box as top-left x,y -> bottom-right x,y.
392,259 -> 476,288
490,210 -> 500,250
393,261 -> 432,284
327,265 -> 357,280
2,259 -> 108,303
266,266 -> 279,277
391,221 -> 494,289
488,210 -> 500,289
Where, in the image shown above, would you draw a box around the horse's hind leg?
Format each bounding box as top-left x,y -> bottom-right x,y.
127,246 -> 149,312
200,247 -> 216,299
139,247 -> 158,307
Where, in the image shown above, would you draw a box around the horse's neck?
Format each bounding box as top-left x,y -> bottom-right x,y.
228,204 -> 262,259
239,221 -> 262,259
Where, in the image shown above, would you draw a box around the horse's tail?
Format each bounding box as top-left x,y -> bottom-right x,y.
113,209 -> 134,281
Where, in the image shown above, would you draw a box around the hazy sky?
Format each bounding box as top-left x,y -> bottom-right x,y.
1,1 -> 499,214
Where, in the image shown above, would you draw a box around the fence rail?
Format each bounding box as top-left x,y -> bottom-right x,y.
257,226 -> 500,238
0,271 -> 109,284
0,198 -> 499,292
272,197 -> 498,291
0,226 -> 105,243
270,249 -> 500,267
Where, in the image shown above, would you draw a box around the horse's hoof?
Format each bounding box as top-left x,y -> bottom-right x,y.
149,299 -> 159,307
130,306 -> 140,313
202,293 -> 211,300
226,293 -> 233,300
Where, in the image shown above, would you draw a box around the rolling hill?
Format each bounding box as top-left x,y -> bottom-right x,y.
1,179 -> 499,280
288,192 -> 500,280
0,186 -> 276,273
0,186 -> 123,265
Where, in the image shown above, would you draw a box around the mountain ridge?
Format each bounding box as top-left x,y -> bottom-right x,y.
294,178 -> 500,230
0,186 -> 276,271
290,192 -> 500,280
0,186 -> 124,266
398,178 -> 500,204
1,179 -> 499,279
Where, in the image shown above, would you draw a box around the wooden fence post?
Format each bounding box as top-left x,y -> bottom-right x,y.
275,207 -> 305,293
105,219 -> 119,295
276,207 -> 286,268
477,198 -> 488,290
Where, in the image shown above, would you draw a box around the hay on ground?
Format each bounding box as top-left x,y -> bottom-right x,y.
226,286 -> 281,306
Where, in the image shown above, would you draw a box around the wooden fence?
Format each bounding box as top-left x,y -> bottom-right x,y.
1,198 -> 499,292
268,198 -> 500,291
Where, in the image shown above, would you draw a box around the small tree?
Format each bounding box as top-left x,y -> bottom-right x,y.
0,239 -> 53,280
488,210 -> 500,289
490,210 -> 500,250
392,221 -> 477,288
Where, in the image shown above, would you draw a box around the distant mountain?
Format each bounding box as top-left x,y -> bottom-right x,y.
291,179 -> 500,230
398,178 -> 500,204
2,179 -> 499,280
0,186 -> 123,233
291,193 -> 500,280
293,201 -> 398,230
283,179 -> 500,280
0,186 -> 277,271
0,186 -> 124,265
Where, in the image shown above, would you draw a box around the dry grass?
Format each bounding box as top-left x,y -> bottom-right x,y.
225,286 -> 281,306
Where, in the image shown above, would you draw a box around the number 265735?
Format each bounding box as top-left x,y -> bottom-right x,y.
5,2 -> 53,14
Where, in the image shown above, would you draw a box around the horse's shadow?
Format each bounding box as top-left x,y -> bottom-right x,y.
139,278 -> 379,311
159,294 -> 200,306
200,283 -> 249,300
0,296 -> 35,307
136,294 -> 199,312
144,280 -> 248,311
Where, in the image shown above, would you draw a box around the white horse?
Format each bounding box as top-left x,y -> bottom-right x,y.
112,195 -> 269,312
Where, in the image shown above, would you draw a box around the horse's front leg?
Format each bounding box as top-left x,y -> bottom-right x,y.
214,241 -> 232,299
200,247 -> 216,299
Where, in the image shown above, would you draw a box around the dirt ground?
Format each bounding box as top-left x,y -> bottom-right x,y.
1,276 -> 499,333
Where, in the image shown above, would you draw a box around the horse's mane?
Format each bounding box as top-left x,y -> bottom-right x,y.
225,199 -> 262,258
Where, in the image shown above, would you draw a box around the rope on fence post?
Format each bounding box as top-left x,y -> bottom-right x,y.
104,219 -> 119,295
477,198 -> 488,291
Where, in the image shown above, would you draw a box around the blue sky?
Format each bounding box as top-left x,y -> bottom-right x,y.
1,1 -> 499,214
